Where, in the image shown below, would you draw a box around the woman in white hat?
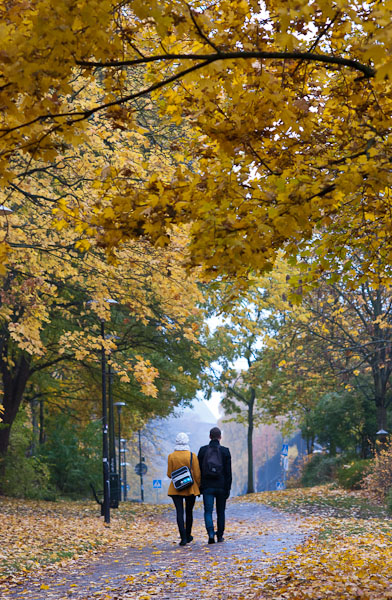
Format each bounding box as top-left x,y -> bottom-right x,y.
167,432 -> 201,545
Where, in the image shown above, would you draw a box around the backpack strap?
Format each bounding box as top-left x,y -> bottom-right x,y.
190,451 -> 193,471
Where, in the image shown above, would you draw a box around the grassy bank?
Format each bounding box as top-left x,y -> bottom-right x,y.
238,485 -> 392,600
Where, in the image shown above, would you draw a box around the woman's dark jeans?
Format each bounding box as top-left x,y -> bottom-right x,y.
202,488 -> 227,537
171,494 -> 196,539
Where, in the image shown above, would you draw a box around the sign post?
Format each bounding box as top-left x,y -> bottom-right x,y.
153,479 -> 162,504
279,444 -> 289,491
138,430 -> 145,502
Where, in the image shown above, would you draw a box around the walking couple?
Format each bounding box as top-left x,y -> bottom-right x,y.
167,427 -> 232,545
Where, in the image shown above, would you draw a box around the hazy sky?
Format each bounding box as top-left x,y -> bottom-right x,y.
202,391 -> 221,419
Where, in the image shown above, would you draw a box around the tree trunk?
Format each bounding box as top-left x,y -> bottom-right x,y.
306,436 -> 314,454
0,354 -> 31,486
39,397 -> 45,445
30,397 -> 39,455
329,439 -> 336,456
247,389 -> 255,494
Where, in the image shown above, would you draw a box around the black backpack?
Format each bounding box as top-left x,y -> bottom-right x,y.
203,445 -> 223,478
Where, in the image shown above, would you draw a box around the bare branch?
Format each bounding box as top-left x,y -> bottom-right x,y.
186,4 -> 221,53
76,49 -> 375,78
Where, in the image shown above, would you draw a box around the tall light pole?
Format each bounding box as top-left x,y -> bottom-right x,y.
89,298 -> 118,524
138,429 -> 145,503
114,402 -> 125,502
108,363 -> 116,475
108,363 -> 121,508
120,439 -> 127,501
106,334 -> 121,508
100,318 -> 110,523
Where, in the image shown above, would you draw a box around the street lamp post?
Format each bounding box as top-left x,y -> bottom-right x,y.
108,363 -> 116,475
138,429 -> 145,503
88,298 -> 118,523
100,319 -> 110,524
108,363 -> 121,508
120,439 -> 128,501
114,402 -> 125,502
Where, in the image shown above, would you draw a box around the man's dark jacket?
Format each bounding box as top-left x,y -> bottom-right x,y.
197,439 -> 232,496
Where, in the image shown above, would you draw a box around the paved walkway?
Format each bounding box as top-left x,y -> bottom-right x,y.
2,502 -> 312,600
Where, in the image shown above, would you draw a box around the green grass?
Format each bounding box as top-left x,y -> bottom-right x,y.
238,484 -> 389,519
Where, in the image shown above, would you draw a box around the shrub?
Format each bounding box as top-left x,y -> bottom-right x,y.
361,440 -> 392,502
2,412 -> 54,499
301,453 -> 342,487
285,454 -> 311,489
39,414 -> 101,498
336,460 -> 371,490
386,488 -> 392,514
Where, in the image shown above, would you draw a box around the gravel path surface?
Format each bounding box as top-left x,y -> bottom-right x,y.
2,501 -> 313,600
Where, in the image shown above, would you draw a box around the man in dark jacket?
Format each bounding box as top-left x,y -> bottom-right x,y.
198,426 -> 232,543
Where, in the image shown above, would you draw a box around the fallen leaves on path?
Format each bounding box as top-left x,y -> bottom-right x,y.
239,486 -> 392,600
0,498 -> 308,600
3,487 -> 392,600
0,497 -> 168,582
258,521 -> 392,600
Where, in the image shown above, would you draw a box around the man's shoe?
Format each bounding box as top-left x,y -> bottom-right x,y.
187,535 -> 194,543
179,539 -> 187,546
208,536 -> 215,544
217,535 -> 224,542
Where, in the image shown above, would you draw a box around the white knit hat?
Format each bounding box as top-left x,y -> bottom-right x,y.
174,432 -> 190,450
176,432 -> 189,446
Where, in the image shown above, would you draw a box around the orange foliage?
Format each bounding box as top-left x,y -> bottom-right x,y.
361,440 -> 392,502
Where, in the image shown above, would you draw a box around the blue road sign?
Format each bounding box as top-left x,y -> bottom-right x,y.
276,481 -> 285,490
281,444 -> 289,456
153,479 -> 162,489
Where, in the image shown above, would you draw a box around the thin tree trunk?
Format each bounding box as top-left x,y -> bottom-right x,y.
329,439 -> 337,456
30,397 -> 39,455
39,398 -> 45,445
0,354 -> 31,486
306,437 -> 314,454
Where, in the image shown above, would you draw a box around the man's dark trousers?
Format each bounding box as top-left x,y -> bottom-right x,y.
202,487 -> 226,538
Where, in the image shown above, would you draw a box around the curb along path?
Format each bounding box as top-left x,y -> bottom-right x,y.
2,502 -> 313,600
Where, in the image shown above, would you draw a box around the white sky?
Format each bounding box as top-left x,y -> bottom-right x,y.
201,391 -> 222,420
197,314 -> 253,420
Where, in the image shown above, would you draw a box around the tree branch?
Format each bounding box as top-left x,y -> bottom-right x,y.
1,50 -> 375,138
76,50 -> 375,78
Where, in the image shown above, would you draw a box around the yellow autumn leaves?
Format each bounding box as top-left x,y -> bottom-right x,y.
2,486 -> 392,600
1,0 -> 392,287
241,485 -> 392,600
